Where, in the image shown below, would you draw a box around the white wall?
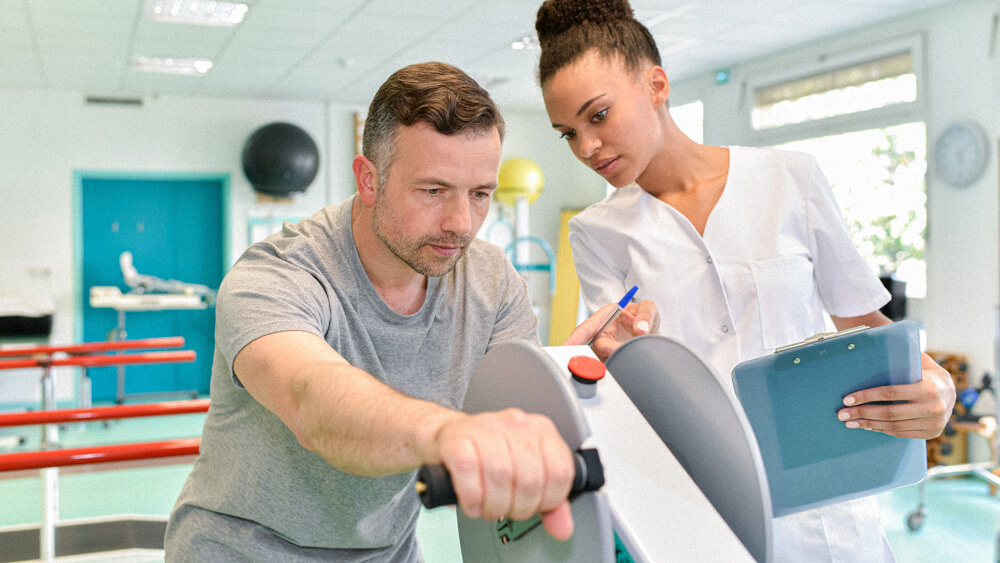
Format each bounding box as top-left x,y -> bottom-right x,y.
670,0 -> 1000,381
0,89 -> 361,404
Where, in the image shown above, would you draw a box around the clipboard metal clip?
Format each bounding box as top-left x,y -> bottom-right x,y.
773,325 -> 869,354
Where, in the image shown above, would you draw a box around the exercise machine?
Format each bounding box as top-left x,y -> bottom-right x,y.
420,338 -> 771,562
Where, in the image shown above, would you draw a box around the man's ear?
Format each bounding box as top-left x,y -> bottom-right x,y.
648,65 -> 670,109
353,155 -> 379,206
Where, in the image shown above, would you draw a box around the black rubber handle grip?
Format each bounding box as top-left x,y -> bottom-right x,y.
416,448 -> 604,509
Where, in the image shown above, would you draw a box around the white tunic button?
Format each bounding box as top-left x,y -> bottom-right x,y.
707,257 -> 713,264
721,325 -> 729,333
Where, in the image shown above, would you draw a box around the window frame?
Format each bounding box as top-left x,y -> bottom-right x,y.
743,33 -> 927,148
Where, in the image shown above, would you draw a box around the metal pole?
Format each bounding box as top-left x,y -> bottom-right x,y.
515,196 -> 530,272
40,364 -> 58,561
0,438 -> 202,472
994,305 -> 1000,470
0,399 -> 210,427
115,309 -> 126,404
994,305 -> 999,563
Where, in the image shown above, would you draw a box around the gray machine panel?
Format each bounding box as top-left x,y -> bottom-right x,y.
605,335 -> 773,563
458,340 -> 615,562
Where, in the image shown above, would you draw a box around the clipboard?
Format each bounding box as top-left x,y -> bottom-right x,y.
731,320 -> 927,517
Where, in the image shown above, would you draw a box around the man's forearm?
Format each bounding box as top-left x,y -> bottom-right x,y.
289,361 -> 464,476
235,330 -> 463,477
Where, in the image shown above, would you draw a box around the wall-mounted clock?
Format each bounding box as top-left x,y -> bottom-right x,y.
933,121 -> 990,188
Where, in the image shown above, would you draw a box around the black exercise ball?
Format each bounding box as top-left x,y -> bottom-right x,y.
242,122 -> 320,196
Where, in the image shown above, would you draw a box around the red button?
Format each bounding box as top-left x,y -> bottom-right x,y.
568,356 -> 606,383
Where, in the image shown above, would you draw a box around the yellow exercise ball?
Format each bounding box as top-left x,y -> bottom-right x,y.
495,157 -> 544,206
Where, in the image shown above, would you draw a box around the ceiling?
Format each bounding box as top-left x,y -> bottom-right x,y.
0,0 -> 960,108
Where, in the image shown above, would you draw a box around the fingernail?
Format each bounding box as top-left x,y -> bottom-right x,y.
843,396 -> 856,406
637,321 -> 649,334
846,421 -> 860,429
838,411 -> 850,421
466,506 -> 481,518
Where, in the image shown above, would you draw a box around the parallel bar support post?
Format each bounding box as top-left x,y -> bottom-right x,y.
40,365 -> 59,562
115,310 -> 127,404
40,467 -> 58,561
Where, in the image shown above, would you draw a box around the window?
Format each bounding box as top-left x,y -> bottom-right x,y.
747,35 -> 927,297
778,123 -> 927,297
753,52 -> 916,130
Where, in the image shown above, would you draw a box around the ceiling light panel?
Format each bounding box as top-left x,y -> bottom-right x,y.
132,56 -> 214,75
143,0 -> 250,27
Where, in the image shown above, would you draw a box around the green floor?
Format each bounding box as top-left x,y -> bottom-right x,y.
1,410 -> 998,562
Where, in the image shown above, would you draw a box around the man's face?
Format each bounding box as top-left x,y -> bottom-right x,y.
371,121 -> 500,277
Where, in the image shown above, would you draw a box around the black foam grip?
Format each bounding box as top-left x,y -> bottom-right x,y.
416,464 -> 457,509
417,448 -> 604,510
577,448 -> 605,491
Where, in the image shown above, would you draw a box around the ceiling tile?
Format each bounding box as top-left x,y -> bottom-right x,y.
241,3 -> 359,32
27,0 -> 140,17
204,64 -> 289,85
214,53 -> 302,74
0,31 -> 34,50
225,27 -> 330,53
303,19 -> 438,65
0,57 -> 45,87
0,3 -> 31,31
40,56 -> 126,90
30,14 -> 135,37
270,58 -> 365,97
131,20 -> 237,59
271,0 -> 365,10
360,0 -> 478,23
35,34 -> 132,56
121,70 -> 211,95
0,0 -> 963,104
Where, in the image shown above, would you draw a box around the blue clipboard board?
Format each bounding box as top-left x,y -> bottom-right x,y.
731,321 -> 927,517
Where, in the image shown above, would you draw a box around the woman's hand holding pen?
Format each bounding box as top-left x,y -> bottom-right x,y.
564,297 -> 659,362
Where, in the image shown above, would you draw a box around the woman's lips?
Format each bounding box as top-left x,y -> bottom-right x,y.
594,157 -> 619,176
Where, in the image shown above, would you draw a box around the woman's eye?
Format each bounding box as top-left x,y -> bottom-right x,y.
592,109 -> 607,123
426,188 -> 440,195
559,130 -> 576,141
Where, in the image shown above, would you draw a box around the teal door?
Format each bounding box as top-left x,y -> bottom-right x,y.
80,176 -> 225,401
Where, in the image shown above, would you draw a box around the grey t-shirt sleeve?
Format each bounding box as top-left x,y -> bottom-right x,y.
486,253 -> 542,350
216,241 -> 332,387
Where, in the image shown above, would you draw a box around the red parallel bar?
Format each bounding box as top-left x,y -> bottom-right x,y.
0,399 -> 210,428
0,337 -> 185,358
0,438 -> 201,472
0,350 -> 195,371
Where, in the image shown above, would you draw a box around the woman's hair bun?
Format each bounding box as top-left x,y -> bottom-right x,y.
536,0 -> 634,41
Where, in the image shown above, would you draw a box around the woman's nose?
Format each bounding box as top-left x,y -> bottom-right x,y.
577,133 -> 601,159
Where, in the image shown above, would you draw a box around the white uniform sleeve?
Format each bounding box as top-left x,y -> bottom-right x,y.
568,216 -> 629,318
805,158 -> 891,318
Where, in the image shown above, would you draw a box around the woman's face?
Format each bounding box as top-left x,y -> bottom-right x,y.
542,50 -> 664,188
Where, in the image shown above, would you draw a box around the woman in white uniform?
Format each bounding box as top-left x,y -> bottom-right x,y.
534,0 -> 957,561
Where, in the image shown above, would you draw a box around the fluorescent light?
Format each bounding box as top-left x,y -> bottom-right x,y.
144,0 -> 250,27
510,36 -> 539,50
132,56 -> 214,76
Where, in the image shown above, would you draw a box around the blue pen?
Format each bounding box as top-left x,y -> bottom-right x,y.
587,285 -> 639,346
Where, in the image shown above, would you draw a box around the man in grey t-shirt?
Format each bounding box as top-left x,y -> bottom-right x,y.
165,62 -> 656,561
